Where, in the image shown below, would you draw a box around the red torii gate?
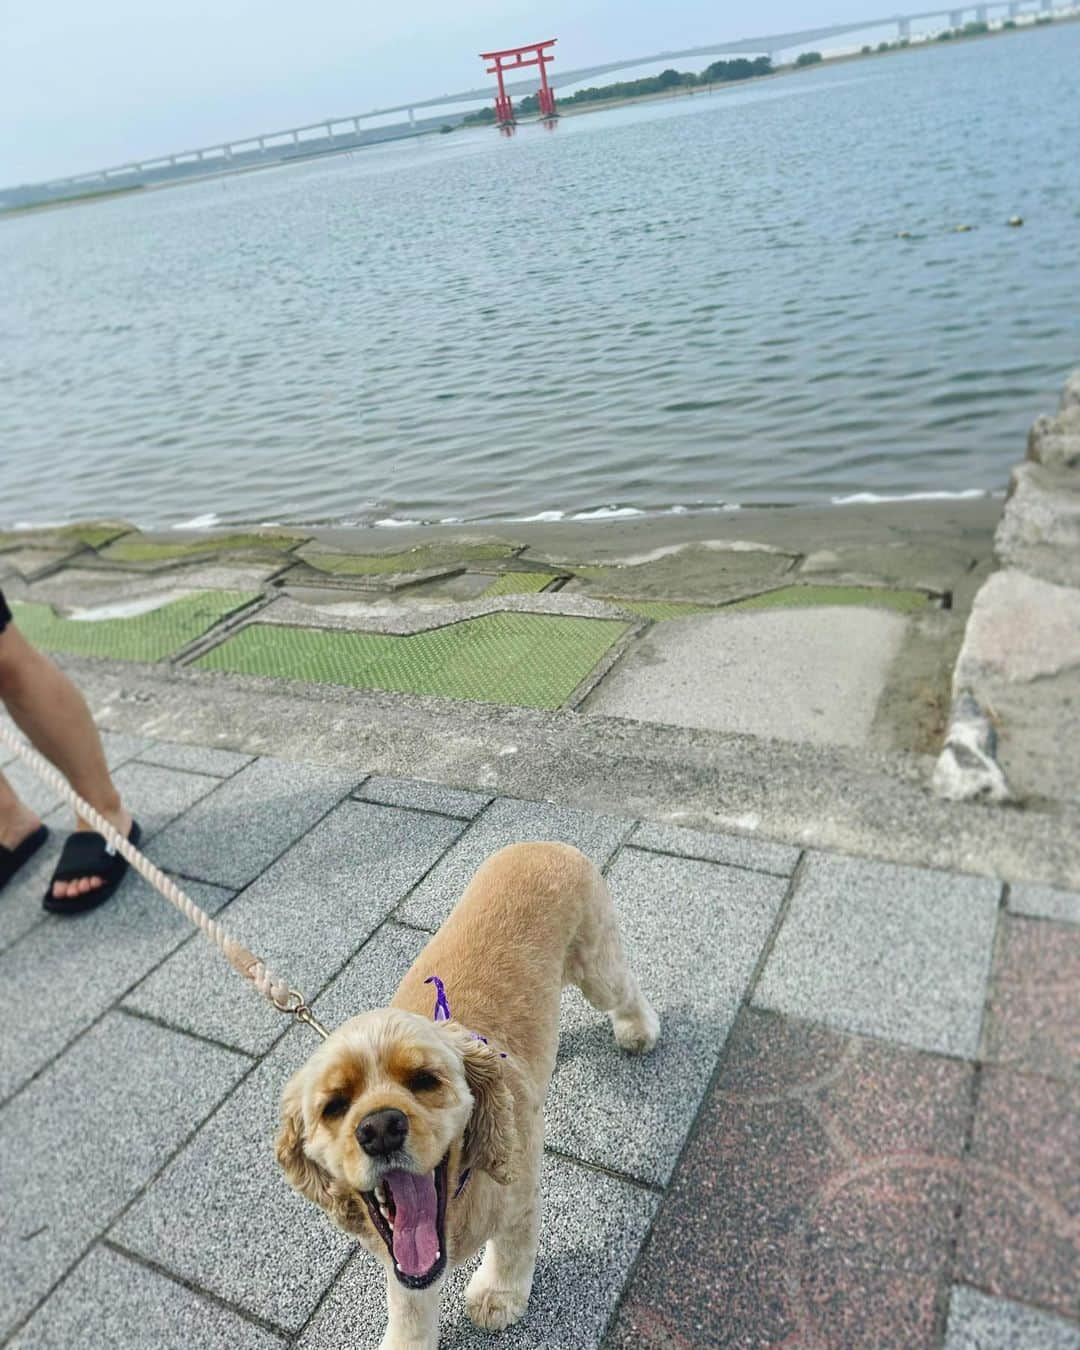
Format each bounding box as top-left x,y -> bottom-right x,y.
479,39 -> 557,125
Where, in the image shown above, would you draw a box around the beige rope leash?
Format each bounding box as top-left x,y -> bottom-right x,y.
0,722 -> 329,1040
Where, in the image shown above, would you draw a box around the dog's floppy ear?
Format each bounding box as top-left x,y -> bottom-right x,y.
275,1071 -> 336,1208
275,1071 -> 367,1234
441,1022 -> 517,1186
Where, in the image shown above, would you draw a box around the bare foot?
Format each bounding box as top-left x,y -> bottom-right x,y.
51,806 -> 133,901
0,802 -> 43,853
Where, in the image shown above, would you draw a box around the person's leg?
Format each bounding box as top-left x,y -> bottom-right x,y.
0,767 -> 42,852
0,622 -> 131,900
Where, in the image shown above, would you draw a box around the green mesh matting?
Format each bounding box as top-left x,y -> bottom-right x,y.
301,543 -> 516,576
197,612 -> 630,709
480,572 -> 559,597
724,585 -> 931,613
609,599 -> 716,620
9,591 -> 260,662
101,534 -> 304,563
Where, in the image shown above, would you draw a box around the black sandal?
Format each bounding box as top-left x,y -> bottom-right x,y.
0,824 -> 49,893
43,820 -> 142,915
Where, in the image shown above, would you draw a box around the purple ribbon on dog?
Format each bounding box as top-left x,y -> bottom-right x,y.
426,975 -> 507,1057
425,975 -> 452,1023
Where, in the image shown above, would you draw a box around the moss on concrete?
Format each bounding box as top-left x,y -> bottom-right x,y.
299,543 -> 517,576
10,592 -> 260,662
196,611 -> 629,709
724,585 -> 931,613
100,533 -> 305,564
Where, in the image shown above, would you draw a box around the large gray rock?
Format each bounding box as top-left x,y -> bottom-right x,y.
1027,369 -> 1080,471
995,460 -> 1080,587
954,569 -> 1080,686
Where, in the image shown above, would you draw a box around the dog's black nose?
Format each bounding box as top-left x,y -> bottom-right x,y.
356,1108 -> 408,1157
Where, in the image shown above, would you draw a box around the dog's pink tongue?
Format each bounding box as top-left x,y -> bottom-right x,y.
384,1170 -> 440,1276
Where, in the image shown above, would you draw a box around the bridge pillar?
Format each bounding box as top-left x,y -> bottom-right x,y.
292,130 -> 300,143
974,3 -> 987,18
408,107 -> 416,126
949,9 -> 963,25
1008,0 -> 1019,13
325,122 -> 333,140
353,117 -> 361,133
1040,0 -> 1051,9
898,17 -> 911,37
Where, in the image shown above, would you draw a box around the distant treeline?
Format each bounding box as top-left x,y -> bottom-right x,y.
462,56 -> 773,124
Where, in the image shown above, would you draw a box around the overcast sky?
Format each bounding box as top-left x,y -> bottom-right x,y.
1,2 -> 896,184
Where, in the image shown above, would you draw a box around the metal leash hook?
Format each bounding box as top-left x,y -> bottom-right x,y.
276,987 -> 331,1040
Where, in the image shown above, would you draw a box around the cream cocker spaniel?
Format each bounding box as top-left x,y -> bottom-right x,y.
276,840 -> 659,1349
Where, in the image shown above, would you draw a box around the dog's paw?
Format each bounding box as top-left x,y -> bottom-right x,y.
466,1273 -> 530,1331
612,1002 -> 660,1054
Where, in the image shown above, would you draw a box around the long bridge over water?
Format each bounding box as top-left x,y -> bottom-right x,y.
2,1 -> 1069,210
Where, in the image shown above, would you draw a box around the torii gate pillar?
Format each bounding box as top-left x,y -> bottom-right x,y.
479,39 -> 558,125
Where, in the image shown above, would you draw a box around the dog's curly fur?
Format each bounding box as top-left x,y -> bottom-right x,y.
276,841 -> 659,1349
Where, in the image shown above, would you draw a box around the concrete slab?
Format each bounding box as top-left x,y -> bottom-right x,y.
957,1067 -> 1079,1320
115,924 -> 432,1333
631,820 -> 800,876
124,802 -> 462,1054
12,1244 -> 281,1350
147,756 -> 359,888
548,853 -> 783,1182
584,607 -> 908,748
981,916 -> 1079,1081
1010,881 -> 1080,926
0,1012 -> 248,1341
0,877 -> 231,1100
135,741 -> 255,778
754,854 -> 1000,1058
397,796 -> 630,931
298,1154 -> 657,1350
356,775 -> 492,819
109,760 -> 220,840
548,847 -> 788,1186
610,1008 -> 973,1349
944,1285 -> 1080,1349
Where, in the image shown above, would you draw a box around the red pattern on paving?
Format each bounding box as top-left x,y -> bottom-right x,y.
609,990 -> 1079,1348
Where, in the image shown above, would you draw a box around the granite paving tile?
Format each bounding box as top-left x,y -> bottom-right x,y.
397,796 -> 630,930
0,1013 -> 248,1341
0,877 -> 231,1100
147,756 -> 359,888
608,1008 -> 973,1349
631,819 -> 800,876
123,802 -> 462,1054
981,915 -> 1079,1081
547,846 -> 788,1186
115,923 -> 429,1333
298,1154 -> 656,1349
0,757 -> 63,815
944,1284 -> 1080,1349
956,1066 -> 1079,1319
12,1244 -> 283,1349
110,760 -> 221,840
754,853 -> 1000,1057
1009,881 -> 1080,927
356,775 -> 492,819
135,740 -> 255,778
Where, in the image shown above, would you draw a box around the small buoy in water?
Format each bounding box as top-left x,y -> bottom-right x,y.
896,230 -> 912,239
954,223 -> 973,232
1007,215 -> 1023,227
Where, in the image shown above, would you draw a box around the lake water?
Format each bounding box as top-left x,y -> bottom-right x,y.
2,24 -> 1078,531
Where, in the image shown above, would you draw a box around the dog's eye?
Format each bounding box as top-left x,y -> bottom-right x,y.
408,1070 -> 440,1093
322,1096 -> 349,1119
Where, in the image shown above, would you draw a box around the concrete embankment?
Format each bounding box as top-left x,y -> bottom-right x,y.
3,402 -> 1078,890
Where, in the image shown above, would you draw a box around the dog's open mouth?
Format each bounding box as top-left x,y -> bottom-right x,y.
361,1156 -> 449,1289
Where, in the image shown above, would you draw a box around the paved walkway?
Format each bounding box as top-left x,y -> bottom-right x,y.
1,734 -> 1076,1348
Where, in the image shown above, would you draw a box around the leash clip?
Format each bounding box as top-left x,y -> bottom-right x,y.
274,986 -> 331,1040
